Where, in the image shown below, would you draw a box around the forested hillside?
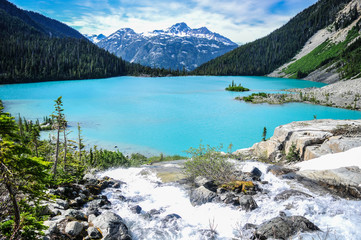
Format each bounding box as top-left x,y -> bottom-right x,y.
192,0 -> 351,76
0,0 -> 85,39
0,0 -> 172,84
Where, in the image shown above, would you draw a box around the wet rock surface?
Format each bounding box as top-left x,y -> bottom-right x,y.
251,216 -> 320,240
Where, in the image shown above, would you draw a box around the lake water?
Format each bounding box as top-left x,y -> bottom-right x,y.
1,76 -> 361,156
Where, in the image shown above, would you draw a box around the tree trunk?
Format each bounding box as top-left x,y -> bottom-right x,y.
63,130 -> 67,171
78,124 -> 82,163
5,182 -> 20,239
53,127 -> 60,179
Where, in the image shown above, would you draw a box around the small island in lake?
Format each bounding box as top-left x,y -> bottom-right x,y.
225,80 -> 250,92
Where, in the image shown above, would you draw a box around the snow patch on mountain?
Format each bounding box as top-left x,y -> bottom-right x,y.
84,34 -> 106,43
96,22 -> 238,71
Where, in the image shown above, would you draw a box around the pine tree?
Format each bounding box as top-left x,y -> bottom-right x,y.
51,96 -> 65,179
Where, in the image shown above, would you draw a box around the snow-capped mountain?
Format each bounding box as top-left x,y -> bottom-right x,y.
85,34 -> 107,43
96,23 -> 238,71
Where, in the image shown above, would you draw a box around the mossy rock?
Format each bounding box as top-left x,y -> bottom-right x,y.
221,181 -> 254,193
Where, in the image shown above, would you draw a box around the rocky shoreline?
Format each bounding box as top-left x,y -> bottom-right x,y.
236,78 -> 361,111
41,174 -> 132,240
234,119 -> 361,199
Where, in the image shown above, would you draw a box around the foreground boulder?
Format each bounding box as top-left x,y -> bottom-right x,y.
190,186 -> 217,206
252,216 -> 320,239
92,211 -> 132,240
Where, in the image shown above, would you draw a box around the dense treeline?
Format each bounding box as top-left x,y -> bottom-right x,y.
0,1 -> 174,84
192,0 -> 351,76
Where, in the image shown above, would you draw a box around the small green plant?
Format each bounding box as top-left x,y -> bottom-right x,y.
183,143 -> 235,184
225,80 -> 250,92
262,127 -> 267,141
286,143 -> 300,162
242,92 -> 268,102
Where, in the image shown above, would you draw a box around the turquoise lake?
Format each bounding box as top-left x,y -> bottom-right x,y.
1,76 -> 361,156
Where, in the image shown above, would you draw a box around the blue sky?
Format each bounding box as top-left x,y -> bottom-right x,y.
10,0 -> 317,43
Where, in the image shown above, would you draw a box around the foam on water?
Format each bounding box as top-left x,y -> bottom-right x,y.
99,161 -> 361,240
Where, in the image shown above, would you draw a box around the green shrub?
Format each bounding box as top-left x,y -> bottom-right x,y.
286,143 -> 300,162
183,144 -> 235,184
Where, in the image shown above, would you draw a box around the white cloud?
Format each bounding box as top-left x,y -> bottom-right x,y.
65,0 -> 317,43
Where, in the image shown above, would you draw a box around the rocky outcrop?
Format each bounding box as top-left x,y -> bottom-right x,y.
244,119 -> 361,162
297,166 -> 361,199
251,215 -> 320,240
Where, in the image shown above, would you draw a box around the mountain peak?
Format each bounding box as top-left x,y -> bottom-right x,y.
116,28 -> 136,34
167,22 -> 191,35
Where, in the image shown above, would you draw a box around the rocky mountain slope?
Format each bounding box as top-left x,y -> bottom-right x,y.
96,22 -> 238,71
269,0 -> 361,83
192,0 -> 359,82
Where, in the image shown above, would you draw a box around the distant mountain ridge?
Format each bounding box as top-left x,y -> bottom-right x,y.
85,34 -> 107,43
96,22 -> 238,71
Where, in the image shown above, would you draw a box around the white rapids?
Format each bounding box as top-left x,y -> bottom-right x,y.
99,161 -> 361,240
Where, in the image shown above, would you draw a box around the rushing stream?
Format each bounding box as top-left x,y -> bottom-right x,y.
98,161 -> 361,240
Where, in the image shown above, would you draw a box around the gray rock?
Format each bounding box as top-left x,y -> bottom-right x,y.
219,193 -> 239,206
43,221 -> 58,235
239,195 -> 258,211
64,209 -> 87,221
41,203 -> 61,217
250,167 -> 262,180
65,221 -> 84,236
130,205 -> 142,214
253,216 -> 320,239
55,199 -> 69,210
87,207 -> 101,217
163,213 -> 181,223
92,211 -> 131,240
87,198 -> 111,209
190,186 -> 217,206
267,165 -> 295,176
297,166 -> 361,199
87,227 -> 102,239
194,176 -> 211,187
274,189 -> 313,201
